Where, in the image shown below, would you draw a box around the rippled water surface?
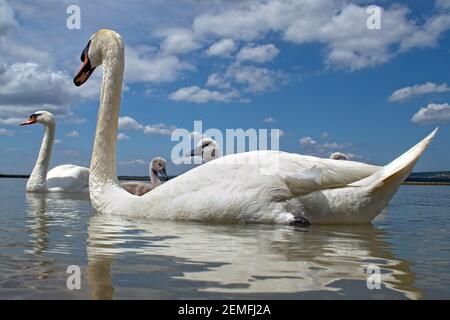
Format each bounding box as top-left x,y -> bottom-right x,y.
0,178 -> 449,299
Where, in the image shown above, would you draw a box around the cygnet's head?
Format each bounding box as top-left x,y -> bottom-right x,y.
151,157 -> 168,180
330,152 -> 348,160
20,111 -> 55,126
188,138 -> 220,163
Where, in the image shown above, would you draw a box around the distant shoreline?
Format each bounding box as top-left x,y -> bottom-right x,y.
2,172 -> 450,186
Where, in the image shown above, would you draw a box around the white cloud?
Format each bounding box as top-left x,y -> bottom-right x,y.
66,130 -> 79,138
389,82 -> 450,102
300,135 -> 358,158
0,62 -> 97,123
158,28 -> 200,55
0,117 -> 22,125
321,132 -> 329,139
236,44 -> 279,63
226,64 -> 286,93
119,116 -> 176,136
0,128 -> 14,136
125,45 -> 194,83
262,117 -> 276,123
118,159 -> 146,166
400,14 -> 450,51
119,116 -> 144,130
411,103 -> 450,125
206,38 -> 236,57
117,133 -> 130,140
193,1 -> 450,70
143,123 -> 177,136
54,139 -> 62,144
206,73 -> 231,89
169,86 -> 240,103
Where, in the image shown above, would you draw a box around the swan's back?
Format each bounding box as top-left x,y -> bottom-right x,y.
137,150 -> 381,222
46,164 -> 89,193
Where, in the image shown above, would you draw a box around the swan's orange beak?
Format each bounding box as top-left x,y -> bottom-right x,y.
21,115 -> 37,126
74,41 -> 96,87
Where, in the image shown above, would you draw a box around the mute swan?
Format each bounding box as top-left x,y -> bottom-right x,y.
20,111 -> 89,193
121,157 -> 168,196
73,29 -> 437,225
330,152 -> 348,160
188,137 -> 220,163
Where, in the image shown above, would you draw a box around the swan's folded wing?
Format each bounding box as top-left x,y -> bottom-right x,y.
47,165 -> 89,192
283,157 -> 381,196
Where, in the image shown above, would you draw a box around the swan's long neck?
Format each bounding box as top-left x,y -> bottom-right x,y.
89,37 -> 126,207
149,162 -> 160,188
27,121 -> 55,192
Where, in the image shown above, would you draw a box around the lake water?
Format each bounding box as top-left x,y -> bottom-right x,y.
0,178 -> 449,299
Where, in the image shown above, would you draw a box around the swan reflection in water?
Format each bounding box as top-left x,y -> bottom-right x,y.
24,192 -> 90,295
86,212 -> 422,300
24,192 -> 417,299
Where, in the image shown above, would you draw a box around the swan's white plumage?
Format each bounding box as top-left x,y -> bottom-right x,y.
46,164 -> 90,193
79,29 -> 436,225
23,111 -> 89,193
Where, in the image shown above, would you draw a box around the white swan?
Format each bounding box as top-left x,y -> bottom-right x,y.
73,29 -> 437,225
121,157 -> 168,196
188,137 -> 220,163
20,111 -> 89,193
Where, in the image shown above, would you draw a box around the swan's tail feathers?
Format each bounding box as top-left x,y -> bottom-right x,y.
350,128 -> 437,189
330,128 -> 438,223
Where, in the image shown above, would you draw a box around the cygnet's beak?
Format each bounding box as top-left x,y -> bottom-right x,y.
186,146 -> 202,158
159,168 -> 169,180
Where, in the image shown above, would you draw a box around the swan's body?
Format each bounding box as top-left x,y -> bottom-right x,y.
21,111 -> 89,193
121,157 -> 168,196
74,29 -> 436,225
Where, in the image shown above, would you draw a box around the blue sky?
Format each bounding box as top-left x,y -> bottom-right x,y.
0,0 -> 449,176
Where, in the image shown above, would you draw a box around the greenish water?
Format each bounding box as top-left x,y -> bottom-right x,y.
0,178 -> 449,299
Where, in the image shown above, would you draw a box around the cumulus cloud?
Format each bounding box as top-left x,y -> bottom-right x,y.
119,116 -> 177,136
299,135 -> 359,159
169,86 -> 240,103
125,45 -> 194,83
65,130 -> 79,138
0,128 -> 14,136
206,38 -> 236,57
411,103 -> 450,125
119,116 -> 144,130
143,123 -> 177,136
117,133 -> 130,140
236,44 -> 279,63
192,1 -> 450,70
0,62 -> 97,124
158,28 -> 200,55
389,82 -> 450,102
226,64 -> 287,93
